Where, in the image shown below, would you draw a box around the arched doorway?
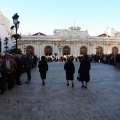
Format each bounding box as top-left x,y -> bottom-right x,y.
96,46 -> 103,54
63,46 -> 70,55
112,46 -> 118,54
44,46 -> 52,55
80,46 -> 87,55
26,46 -> 34,55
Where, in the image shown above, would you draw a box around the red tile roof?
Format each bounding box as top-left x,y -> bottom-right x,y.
32,32 -> 47,36
97,33 -> 110,37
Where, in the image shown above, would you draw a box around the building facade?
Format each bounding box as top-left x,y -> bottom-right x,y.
0,11 -> 14,53
18,26 -> 120,57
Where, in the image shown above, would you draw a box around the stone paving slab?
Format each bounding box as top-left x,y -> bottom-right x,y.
0,62 -> 120,120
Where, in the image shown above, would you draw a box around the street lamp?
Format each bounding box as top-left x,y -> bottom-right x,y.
0,38 -> 1,53
4,37 -> 9,53
12,13 -> 20,54
23,45 -> 26,54
58,44 -> 63,55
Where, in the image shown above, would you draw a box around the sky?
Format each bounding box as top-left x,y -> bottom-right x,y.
0,0 -> 120,36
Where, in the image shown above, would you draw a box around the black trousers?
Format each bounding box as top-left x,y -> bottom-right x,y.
7,73 -> 13,89
26,67 -> 31,81
0,77 -> 6,93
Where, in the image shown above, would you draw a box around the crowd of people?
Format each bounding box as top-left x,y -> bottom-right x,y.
0,52 -> 120,95
45,53 -> 120,67
0,53 -> 38,95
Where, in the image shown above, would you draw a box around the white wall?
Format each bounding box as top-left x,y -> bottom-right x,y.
0,11 -> 14,53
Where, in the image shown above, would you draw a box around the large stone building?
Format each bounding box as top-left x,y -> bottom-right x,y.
1,10 -> 120,56
18,26 -> 120,57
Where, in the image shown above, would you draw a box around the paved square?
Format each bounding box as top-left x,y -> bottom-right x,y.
0,62 -> 120,120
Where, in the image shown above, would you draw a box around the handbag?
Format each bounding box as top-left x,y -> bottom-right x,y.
77,73 -> 81,81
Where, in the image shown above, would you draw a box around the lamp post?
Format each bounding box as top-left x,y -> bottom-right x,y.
70,36 -> 72,55
4,37 -> 9,53
0,38 -> 1,53
58,44 -> 63,56
23,45 -> 26,54
12,13 -> 20,54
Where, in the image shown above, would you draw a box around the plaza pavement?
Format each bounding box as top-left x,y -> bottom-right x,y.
0,62 -> 120,120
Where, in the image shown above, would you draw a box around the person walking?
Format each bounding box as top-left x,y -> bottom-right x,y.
23,54 -> 32,84
0,58 -> 6,94
64,57 -> 75,87
15,55 -> 22,85
38,56 -> 48,85
78,55 -> 91,89
4,53 -> 13,90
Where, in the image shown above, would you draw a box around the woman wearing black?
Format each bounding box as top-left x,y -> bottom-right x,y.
64,57 -> 75,87
78,55 -> 91,89
38,56 -> 48,85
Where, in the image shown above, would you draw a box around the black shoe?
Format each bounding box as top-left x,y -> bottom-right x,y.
42,81 -> 45,85
84,86 -> 87,89
81,85 -> 84,88
17,83 -> 22,85
8,88 -> 12,90
72,83 -> 74,87
0,92 -> 4,95
25,81 -> 31,84
67,83 -> 69,86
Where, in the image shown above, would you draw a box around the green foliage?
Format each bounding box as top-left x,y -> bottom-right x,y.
9,48 -> 22,54
12,34 -> 21,39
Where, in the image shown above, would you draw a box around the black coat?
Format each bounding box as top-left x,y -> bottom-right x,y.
38,60 -> 48,79
78,60 -> 91,82
64,61 -> 75,80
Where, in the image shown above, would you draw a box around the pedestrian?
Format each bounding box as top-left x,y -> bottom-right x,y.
64,57 -> 75,87
23,54 -> 32,84
38,56 -> 48,85
15,55 -> 22,85
78,54 -> 91,89
0,58 -> 6,94
4,53 -> 13,90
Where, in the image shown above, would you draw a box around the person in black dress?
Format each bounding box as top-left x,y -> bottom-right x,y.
78,55 -> 91,89
64,57 -> 75,87
38,56 -> 48,85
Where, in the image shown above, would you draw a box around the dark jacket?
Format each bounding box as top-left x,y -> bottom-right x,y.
38,60 -> 48,79
0,63 -> 6,78
78,59 -> 91,82
64,61 -> 75,80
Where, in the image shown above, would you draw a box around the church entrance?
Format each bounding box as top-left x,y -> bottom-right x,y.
112,47 -> 118,54
44,46 -> 52,55
63,46 -> 70,55
96,47 -> 103,54
80,46 -> 87,55
26,46 -> 34,55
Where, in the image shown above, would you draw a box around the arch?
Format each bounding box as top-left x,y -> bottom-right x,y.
44,46 -> 52,55
112,46 -> 118,54
63,46 -> 70,55
96,46 -> 103,54
26,46 -> 34,55
80,46 -> 87,55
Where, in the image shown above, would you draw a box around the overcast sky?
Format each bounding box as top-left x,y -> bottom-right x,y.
0,0 -> 120,35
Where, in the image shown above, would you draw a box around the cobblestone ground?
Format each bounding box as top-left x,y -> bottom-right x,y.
0,62 -> 120,120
